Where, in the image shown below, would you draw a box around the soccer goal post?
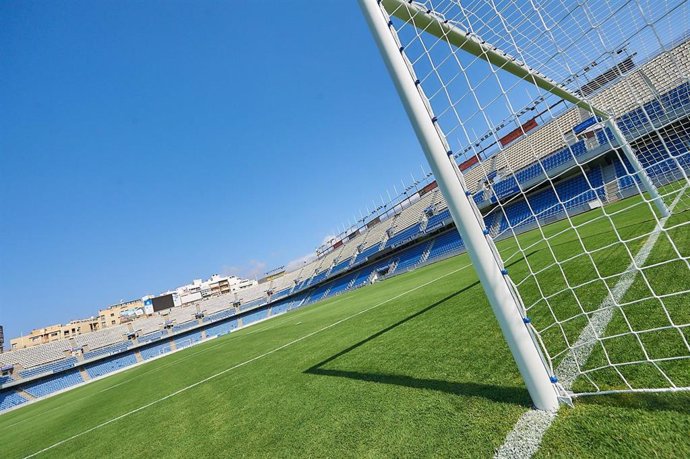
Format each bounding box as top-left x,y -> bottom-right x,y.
360,0 -> 690,409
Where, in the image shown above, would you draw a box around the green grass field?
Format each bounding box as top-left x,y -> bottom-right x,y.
2,189 -> 689,458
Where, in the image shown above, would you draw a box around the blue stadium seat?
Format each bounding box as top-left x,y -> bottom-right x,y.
203,309 -> 236,323
138,330 -> 167,343
241,309 -> 269,326
426,230 -> 463,262
660,81 -> 690,113
353,244 -> 381,265
204,320 -> 237,337
172,321 -> 198,334
384,223 -> 422,249
425,208 -> 451,231
173,331 -> 203,349
308,270 -> 328,287
20,357 -> 78,378
328,259 -> 352,277
23,370 -> 84,398
325,270 -> 360,297
240,298 -> 265,311
392,242 -> 428,274
83,342 -> 131,361
140,341 -> 173,360
0,391 -> 28,411
85,353 -> 138,379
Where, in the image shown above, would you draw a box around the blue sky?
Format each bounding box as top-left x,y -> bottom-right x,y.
0,1 -> 428,343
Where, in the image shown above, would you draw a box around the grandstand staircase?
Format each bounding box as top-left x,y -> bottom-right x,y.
69,338 -> 84,362
78,367 -> 91,381
379,230 -> 392,250
418,240 -> 434,265
488,214 -> 502,237
17,389 -> 35,401
346,276 -> 358,290
323,286 -> 332,299
602,162 -> 621,203
419,215 -> 429,232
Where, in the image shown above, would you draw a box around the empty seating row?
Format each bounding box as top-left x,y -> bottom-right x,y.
384,223 -> 423,249
23,370 -> 84,398
0,391 -> 27,411
0,340 -> 72,370
74,325 -> 129,351
328,258 -> 353,277
239,297 -> 265,311
241,309 -> 269,326
202,308 -> 235,323
138,330 -> 167,344
426,230 -> 464,264
204,321 -> 233,338
20,356 -> 78,379
425,208 -> 451,231
497,167 -> 604,235
391,241 -> 430,274
172,320 -> 198,334
174,331 -> 203,349
83,341 -> 131,361
85,353 -> 137,379
140,341 -> 173,361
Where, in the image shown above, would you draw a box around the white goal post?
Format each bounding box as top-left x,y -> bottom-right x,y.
360,0 -> 690,410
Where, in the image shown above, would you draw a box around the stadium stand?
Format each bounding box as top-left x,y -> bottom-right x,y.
200,293 -> 235,315
0,340 -> 72,371
202,308 -> 235,324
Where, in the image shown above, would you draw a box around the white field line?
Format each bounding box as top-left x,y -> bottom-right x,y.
494,409 -> 556,459
2,313 -> 281,418
557,186 -> 685,390
3,295 -> 352,428
496,187 -> 686,459
23,263 -> 472,458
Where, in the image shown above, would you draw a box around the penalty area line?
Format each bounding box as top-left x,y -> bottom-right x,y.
23,262 -> 472,458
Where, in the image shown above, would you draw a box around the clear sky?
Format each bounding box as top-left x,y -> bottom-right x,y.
0,1 -> 428,344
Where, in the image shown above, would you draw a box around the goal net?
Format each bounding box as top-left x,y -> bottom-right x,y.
361,0 -> 690,406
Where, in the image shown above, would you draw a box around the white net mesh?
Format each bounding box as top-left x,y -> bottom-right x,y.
377,0 -> 690,396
